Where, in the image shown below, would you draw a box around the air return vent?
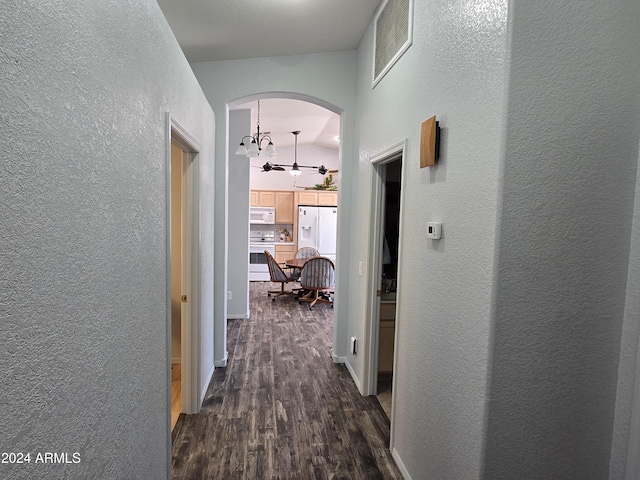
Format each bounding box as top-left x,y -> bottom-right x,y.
372,0 -> 413,87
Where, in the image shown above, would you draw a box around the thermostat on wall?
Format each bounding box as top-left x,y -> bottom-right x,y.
427,222 -> 442,239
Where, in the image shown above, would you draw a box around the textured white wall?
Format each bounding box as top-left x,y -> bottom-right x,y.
228,110 -> 251,320
0,2 -> 215,479
485,1 -> 640,479
352,1 -> 509,477
191,51 -> 358,362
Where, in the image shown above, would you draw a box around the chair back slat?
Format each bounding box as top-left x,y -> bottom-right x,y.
295,247 -> 320,260
300,257 -> 335,290
265,250 -> 289,282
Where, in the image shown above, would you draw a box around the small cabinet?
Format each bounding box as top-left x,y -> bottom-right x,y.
275,191 -> 294,223
378,302 -> 396,374
274,244 -> 295,265
297,191 -> 318,205
258,191 -> 275,207
318,191 -> 338,206
250,190 -> 276,207
296,190 -> 337,206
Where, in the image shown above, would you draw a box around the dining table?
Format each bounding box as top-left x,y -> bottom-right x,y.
284,258 -> 308,269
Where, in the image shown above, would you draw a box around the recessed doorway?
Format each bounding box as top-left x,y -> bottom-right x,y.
363,140 -> 406,438
376,157 -> 402,419
170,138 -> 188,431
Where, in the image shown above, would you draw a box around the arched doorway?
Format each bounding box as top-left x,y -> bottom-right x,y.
220,92 -> 346,366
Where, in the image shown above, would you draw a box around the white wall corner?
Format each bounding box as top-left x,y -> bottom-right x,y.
391,448 -> 413,480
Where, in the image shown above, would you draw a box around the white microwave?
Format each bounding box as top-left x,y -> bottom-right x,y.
249,206 -> 275,224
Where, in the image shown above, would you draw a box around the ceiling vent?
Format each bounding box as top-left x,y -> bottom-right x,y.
372,0 -> 413,88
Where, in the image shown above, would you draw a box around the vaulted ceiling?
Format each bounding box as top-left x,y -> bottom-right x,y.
157,0 -> 382,149
156,0 -> 381,62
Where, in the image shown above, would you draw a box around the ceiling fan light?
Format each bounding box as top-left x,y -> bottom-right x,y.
235,142 -> 248,156
265,142 -> 277,158
247,140 -> 259,157
289,165 -> 302,176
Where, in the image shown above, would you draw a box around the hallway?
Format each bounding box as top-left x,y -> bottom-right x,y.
171,282 -> 402,479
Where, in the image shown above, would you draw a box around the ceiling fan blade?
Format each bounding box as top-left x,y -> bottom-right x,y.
272,166 -> 285,171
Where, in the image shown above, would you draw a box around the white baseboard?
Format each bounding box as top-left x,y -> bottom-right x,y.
345,359 -> 362,394
227,312 -> 249,319
391,447 -> 411,480
331,348 -> 346,364
199,362 -> 216,406
214,351 -> 228,367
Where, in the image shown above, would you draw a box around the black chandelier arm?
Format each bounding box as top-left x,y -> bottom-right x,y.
258,135 -> 273,147
239,134 -> 273,149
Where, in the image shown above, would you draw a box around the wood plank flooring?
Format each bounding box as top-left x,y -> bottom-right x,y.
171,281 -> 403,479
172,363 -> 181,432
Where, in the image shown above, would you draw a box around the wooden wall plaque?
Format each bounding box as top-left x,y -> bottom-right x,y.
420,115 -> 438,168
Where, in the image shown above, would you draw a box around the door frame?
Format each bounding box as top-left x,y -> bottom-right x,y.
362,139 -> 407,426
165,114 -> 202,432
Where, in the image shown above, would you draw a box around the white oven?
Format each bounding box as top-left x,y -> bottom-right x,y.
249,206 -> 275,224
249,230 -> 275,281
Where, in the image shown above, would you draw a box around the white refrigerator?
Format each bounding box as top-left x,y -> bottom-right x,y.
297,206 -> 337,260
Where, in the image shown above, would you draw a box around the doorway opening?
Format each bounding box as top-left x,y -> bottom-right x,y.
166,115 -> 202,442
376,157 -> 402,419
363,140 -> 406,436
225,94 -> 344,360
170,138 -> 188,432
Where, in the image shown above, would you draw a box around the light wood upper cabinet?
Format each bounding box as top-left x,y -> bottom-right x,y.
250,190 -> 276,207
296,191 -> 318,205
275,191 -> 294,223
296,190 -> 338,206
258,191 -> 275,207
317,191 -> 338,206
251,189 -> 337,229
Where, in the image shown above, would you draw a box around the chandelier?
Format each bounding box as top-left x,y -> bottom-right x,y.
235,100 -> 276,158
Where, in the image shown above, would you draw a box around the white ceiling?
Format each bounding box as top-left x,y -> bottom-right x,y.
157,0 -> 382,151
156,0 -> 382,63
232,98 -> 341,150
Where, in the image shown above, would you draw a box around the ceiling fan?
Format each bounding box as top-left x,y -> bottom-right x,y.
258,161 -> 285,172
255,131 -> 335,176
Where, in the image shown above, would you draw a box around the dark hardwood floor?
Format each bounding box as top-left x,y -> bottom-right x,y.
171,281 -> 403,479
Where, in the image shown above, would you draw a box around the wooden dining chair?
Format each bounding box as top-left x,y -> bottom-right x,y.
264,250 -> 298,301
298,256 -> 335,310
295,247 -> 320,261
290,247 -> 320,280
